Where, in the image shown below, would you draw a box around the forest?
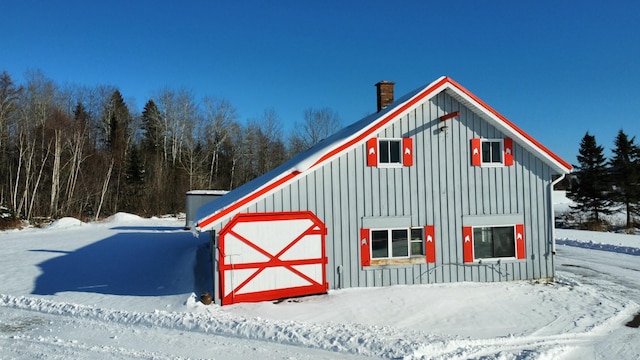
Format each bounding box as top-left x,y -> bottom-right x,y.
0,70 -> 340,226
568,130 -> 640,231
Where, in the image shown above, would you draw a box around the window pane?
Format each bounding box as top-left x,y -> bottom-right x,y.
491,141 -> 502,163
371,230 -> 388,258
473,227 -> 494,259
492,226 -> 515,257
473,226 -> 516,259
410,242 -> 423,256
379,141 -> 389,163
410,228 -> 424,255
481,141 -> 491,163
389,140 -> 401,163
391,229 -> 408,257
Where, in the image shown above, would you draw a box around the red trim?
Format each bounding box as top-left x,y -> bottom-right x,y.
366,138 -> 378,166
402,138 -> 413,166
424,225 -> 436,263
218,211 -> 327,305
198,171 -> 299,230
462,226 -> 474,263
360,228 -> 371,267
313,77 -> 450,167
197,76 -> 571,229
471,138 -> 482,166
440,111 -> 460,122
222,285 -> 325,305
446,77 -> 572,171
515,224 -> 526,259
504,138 -> 514,166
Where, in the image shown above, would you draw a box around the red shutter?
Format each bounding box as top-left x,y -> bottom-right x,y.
366,138 -> 378,167
462,226 -> 474,263
402,138 -> 413,166
515,224 -> 526,259
504,138 -> 514,166
424,225 -> 436,263
360,228 -> 371,267
470,138 -> 481,166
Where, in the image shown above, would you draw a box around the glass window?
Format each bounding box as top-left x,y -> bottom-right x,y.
379,139 -> 402,165
369,228 -> 423,260
410,228 -> 424,256
379,141 -> 389,163
391,229 -> 408,257
371,230 -> 389,258
472,226 -> 515,259
481,140 -> 503,164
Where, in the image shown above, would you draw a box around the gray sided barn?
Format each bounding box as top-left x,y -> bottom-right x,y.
195,76 -> 572,305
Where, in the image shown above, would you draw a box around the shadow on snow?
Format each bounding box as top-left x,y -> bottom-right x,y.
31,226 -> 212,297
556,238 -> 640,256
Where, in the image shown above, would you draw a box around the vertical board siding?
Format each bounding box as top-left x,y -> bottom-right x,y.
211,91 -> 557,290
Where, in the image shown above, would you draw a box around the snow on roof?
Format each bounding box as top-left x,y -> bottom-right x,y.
195,76 -> 572,232
186,190 -> 229,196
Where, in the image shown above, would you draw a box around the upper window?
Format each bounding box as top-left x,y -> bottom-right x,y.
470,138 -> 514,167
366,137 -> 413,167
379,139 -> 402,165
370,228 -> 424,259
473,225 -> 515,259
481,140 -> 503,164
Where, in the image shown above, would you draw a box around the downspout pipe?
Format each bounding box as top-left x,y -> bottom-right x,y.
550,173 -> 567,255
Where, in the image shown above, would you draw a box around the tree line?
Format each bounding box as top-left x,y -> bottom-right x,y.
568,130 -> 640,230
0,70 -> 341,225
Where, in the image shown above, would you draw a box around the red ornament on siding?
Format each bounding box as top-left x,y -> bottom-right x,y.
470,138 -> 482,166
366,138 -> 378,167
360,228 -> 371,267
424,225 -> 436,263
462,226 -> 474,263
504,138 -> 514,166
403,138 -> 413,166
515,224 -> 526,259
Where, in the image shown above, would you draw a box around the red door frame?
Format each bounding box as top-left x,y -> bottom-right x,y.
218,211 -> 328,305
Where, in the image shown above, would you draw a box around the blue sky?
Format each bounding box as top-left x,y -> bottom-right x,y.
1,0 -> 639,163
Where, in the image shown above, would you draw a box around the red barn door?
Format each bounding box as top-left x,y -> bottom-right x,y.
218,211 -> 328,305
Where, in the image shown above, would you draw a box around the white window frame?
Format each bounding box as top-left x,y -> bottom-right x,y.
370,227 -> 424,260
480,139 -> 504,167
472,224 -> 517,261
377,138 -> 403,168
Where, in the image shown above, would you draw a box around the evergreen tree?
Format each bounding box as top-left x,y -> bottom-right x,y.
103,90 -> 131,160
124,144 -> 145,213
101,90 -> 131,214
141,99 -> 162,153
568,132 -> 613,227
609,130 -> 640,229
73,102 -> 90,128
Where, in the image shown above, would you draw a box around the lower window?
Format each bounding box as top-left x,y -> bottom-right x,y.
371,228 -> 424,259
473,226 -> 515,259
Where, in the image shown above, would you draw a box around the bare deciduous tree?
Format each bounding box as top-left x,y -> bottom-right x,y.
289,107 -> 341,155
203,97 -> 237,188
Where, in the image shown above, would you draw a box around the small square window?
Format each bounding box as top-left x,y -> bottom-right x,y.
481,140 -> 503,164
379,139 -> 402,165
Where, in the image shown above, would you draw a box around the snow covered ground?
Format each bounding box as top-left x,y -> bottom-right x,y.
1,206 -> 639,359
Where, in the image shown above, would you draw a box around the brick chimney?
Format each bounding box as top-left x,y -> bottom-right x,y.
375,80 -> 395,112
